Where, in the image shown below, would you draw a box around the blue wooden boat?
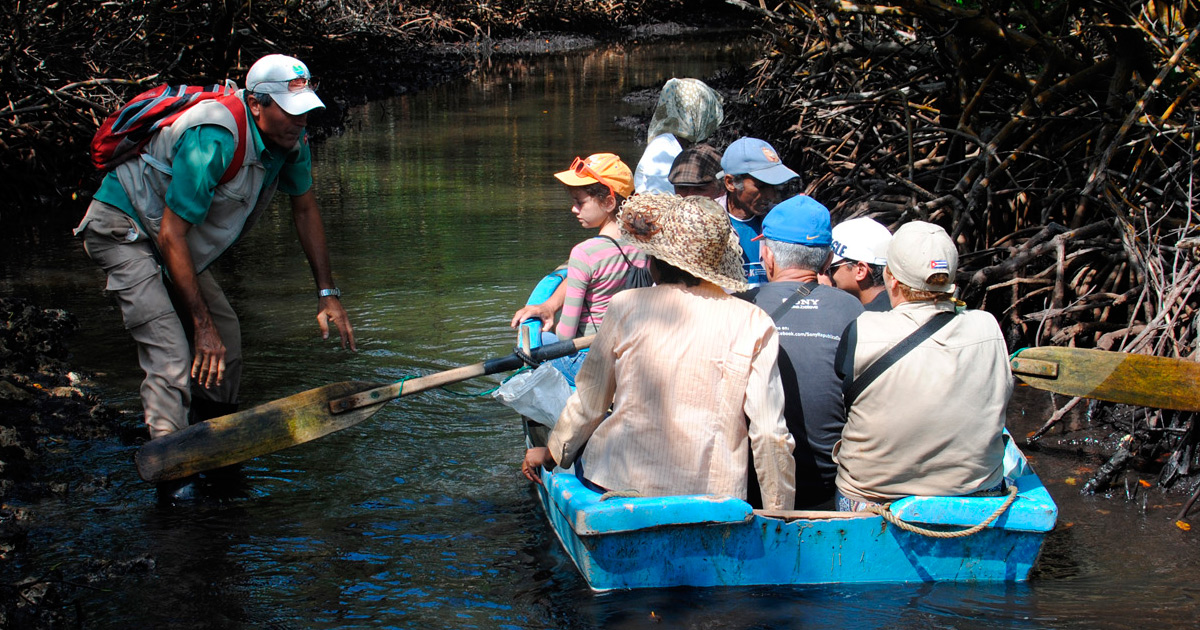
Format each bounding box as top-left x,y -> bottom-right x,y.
512,270 -> 1058,590
525,421 -> 1056,591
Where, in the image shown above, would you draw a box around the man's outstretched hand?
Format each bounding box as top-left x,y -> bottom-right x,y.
317,296 -> 357,351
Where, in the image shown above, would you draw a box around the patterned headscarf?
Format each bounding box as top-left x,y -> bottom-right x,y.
646,78 -> 725,144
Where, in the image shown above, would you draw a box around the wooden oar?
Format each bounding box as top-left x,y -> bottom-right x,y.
1010,347 -> 1200,412
136,336 -> 593,483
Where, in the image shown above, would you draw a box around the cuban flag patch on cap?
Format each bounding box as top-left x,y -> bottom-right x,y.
930,260 -> 949,270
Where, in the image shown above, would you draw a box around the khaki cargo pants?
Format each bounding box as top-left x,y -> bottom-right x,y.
77,201 -> 242,438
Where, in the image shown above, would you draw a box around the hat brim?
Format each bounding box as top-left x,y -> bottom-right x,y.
274,90 -> 325,115
555,168 -> 634,198
669,172 -> 716,185
832,251 -> 887,265
554,170 -> 598,187
749,163 -> 799,186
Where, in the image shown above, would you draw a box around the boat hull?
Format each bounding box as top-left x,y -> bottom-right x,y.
529,421 -> 1056,591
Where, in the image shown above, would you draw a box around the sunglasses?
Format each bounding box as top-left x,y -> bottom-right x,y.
826,260 -> 856,274
258,78 -> 316,93
285,77 -> 315,92
570,156 -> 615,197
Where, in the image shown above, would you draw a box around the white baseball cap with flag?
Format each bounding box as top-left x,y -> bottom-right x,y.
887,221 -> 958,293
246,54 -> 325,116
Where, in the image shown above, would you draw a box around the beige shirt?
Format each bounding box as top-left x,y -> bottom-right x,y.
833,300 -> 1010,504
547,282 -> 796,510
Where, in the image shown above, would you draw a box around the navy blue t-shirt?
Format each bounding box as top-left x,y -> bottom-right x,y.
865,289 -> 892,312
741,281 -> 864,507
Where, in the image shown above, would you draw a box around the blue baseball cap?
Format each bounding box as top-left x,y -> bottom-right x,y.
754,195 -> 832,246
720,137 -> 799,186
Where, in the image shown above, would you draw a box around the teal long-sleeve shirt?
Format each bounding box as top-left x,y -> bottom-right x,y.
94,102 -> 312,227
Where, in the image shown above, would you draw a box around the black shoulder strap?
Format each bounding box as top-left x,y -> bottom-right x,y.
769,282 -> 815,322
842,311 -> 955,410
581,235 -> 635,323
599,235 -> 634,268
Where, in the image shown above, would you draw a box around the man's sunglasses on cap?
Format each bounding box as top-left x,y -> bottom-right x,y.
285,77 -> 314,92
257,77 -> 317,93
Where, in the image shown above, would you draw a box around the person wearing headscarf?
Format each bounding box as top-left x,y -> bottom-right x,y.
633,79 -> 724,194
521,194 -> 796,510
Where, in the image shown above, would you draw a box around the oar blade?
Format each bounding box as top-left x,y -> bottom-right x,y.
1012,347 -> 1200,412
134,335 -> 597,485
136,380 -> 387,483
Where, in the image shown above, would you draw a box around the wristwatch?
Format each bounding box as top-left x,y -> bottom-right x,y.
318,288 -> 341,298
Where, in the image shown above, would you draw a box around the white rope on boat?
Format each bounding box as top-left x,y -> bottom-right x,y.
866,484 -> 1020,538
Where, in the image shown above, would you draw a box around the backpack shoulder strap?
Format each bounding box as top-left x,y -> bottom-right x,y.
842,310 -> 955,409
215,91 -> 249,185
598,235 -> 634,267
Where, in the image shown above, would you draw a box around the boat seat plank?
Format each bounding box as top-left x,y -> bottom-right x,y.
753,509 -> 874,521
546,470 -> 754,536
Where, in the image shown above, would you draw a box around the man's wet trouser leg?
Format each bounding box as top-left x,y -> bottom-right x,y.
79,201 -> 242,502
168,236 -> 245,496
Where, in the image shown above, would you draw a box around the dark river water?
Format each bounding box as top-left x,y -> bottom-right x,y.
3,36 -> 1200,629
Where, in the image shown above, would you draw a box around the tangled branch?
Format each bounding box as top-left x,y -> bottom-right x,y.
730,0 -> 1200,497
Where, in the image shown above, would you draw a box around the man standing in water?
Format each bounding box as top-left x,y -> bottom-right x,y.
719,137 -> 800,286
75,54 -> 356,502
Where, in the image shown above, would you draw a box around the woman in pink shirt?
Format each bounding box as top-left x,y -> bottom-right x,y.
511,153 -> 647,383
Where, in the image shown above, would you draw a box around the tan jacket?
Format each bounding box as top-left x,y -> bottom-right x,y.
833,300 -> 1010,504
547,282 -> 796,510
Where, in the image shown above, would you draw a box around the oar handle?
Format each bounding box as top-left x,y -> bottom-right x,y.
329,335 -> 594,414
1010,356 -> 1059,378
529,335 -> 593,364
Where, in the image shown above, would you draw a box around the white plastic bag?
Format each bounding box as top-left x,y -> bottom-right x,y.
493,365 -> 572,427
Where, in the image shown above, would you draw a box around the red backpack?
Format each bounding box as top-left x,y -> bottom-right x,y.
90,83 -> 249,184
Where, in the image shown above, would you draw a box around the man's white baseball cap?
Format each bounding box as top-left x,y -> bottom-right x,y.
887,221 -> 958,293
831,217 -> 892,266
246,54 -> 325,116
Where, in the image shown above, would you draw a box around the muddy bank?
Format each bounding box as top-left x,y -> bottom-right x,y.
0,298 -> 146,628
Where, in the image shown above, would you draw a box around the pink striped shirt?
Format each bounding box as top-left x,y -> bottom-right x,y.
556,236 -> 648,339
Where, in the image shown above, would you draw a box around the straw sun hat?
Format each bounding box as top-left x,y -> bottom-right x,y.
618,193 -> 749,292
